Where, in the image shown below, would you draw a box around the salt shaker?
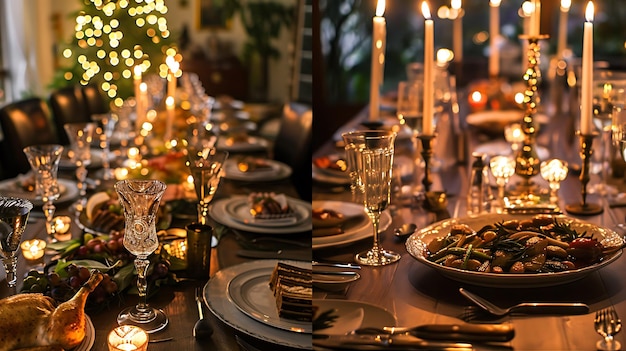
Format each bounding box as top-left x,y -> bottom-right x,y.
467,152 -> 492,216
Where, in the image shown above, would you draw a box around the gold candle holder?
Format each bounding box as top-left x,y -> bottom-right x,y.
416,133 -> 437,193
565,132 -> 603,215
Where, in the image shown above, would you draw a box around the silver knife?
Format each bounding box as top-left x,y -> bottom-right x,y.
354,323 -> 515,342
236,249 -> 311,260
313,334 -> 474,350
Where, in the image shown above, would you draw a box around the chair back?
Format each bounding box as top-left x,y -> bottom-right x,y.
82,83 -> 108,116
273,102 -> 312,201
0,98 -> 59,178
49,86 -> 91,145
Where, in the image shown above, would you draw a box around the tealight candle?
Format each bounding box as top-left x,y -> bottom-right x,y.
21,239 -> 46,261
53,216 -> 71,235
540,158 -> 569,204
468,90 -> 487,112
107,326 -> 148,351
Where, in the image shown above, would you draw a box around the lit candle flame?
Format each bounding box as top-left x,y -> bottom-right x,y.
561,0 -> 571,11
421,1 -> 431,20
133,65 -> 142,79
375,0 -> 385,17
585,1 -> 594,22
139,82 -> 147,93
522,1 -> 534,17
451,0 -> 461,11
490,0 -> 501,6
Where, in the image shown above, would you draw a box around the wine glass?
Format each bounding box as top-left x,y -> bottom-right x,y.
349,130 -> 400,266
23,144 -> 64,243
64,122 -> 96,211
0,197 -> 32,289
114,179 -> 168,333
186,148 -> 228,225
395,80 -> 424,198
342,131 -> 367,204
489,156 -> 516,211
540,159 -> 569,206
92,113 -> 118,181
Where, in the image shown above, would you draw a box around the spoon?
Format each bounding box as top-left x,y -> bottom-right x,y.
394,223 -> 417,239
193,287 -> 213,339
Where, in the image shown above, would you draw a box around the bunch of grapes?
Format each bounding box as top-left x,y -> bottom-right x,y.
73,231 -> 132,263
21,264 -> 118,305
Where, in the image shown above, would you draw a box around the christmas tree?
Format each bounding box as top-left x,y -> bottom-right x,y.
50,0 -> 177,106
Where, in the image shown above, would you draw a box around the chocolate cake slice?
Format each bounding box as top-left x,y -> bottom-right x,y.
269,262 -> 312,322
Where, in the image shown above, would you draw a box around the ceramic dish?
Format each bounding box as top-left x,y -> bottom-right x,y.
222,159 -> 292,182
0,178 -> 79,207
313,272 -> 361,292
313,299 -> 396,335
405,213 -> 624,288
204,260 -> 312,349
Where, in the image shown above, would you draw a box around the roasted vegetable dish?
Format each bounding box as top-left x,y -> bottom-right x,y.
425,215 -> 623,274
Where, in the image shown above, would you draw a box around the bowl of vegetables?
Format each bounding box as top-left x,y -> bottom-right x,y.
406,213 -> 624,288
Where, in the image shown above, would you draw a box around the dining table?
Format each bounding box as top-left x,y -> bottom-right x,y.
0,102 -> 313,351
312,85 -> 626,350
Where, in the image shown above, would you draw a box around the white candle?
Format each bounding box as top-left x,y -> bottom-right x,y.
451,0 -> 462,62
422,1 -> 434,135
489,0 -> 501,78
165,96 -> 175,141
521,1 -> 533,69
369,0 -> 386,122
133,65 -> 142,99
580,1 -> 594,135
557,0 -> 571,58
136,82 -> 147,131
529,0 -> 541,36
166,56 -> 179,100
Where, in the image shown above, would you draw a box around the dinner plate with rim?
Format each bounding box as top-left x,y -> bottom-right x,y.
210,196 -> 312,234
222,158 -> 292,182
227,261 -> 311,333
312,167 -> 351,186
224,195 -> 310,228
216,136 -> 269,153
313,299 -> 396,335
72,315 -> 95,351
204,260 -> 312,350
405,213 -> 624,288
0,178 -> 79,207
312,200 -> 392,250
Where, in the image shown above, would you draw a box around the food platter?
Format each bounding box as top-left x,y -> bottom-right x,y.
405,213 -> 624,288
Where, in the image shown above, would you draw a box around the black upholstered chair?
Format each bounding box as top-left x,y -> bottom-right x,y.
0,98 -> 60,178
273,102 -> 312,201
49,86 -> 91,145
82,83 -> 108,116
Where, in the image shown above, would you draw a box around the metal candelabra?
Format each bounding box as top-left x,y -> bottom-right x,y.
565,132 -> 604,215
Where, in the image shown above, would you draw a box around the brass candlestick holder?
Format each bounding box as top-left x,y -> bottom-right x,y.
565,132 -> 603,215
417,134 -> 436,193
514,35 -> 549,190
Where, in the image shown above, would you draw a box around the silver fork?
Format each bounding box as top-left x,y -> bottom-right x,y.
595,306 -> 622,351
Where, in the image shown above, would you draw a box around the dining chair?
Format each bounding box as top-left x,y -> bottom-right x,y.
49,85 -> 91,145
0,97 -> 60,178
81,83 -> 109,116
273,102 -> 312,201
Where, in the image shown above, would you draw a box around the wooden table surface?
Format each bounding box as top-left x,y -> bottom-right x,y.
312,105 -> 626,350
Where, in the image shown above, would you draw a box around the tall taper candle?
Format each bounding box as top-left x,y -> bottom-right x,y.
580,1 -> 594,135
369,0 -> 386,122
166,56 -> 179,100
489,0 -> 501,77
451,0 -> 462,62
557,0 -> 571,58
165,96 -> 175,141
529,0 -> 541,36
422,1 -> 434,135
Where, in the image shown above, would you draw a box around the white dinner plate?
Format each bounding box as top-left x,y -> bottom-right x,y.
312,201 -> 392,250
216,136 -> 269,152
210,196 -> 312,234
313,299 -> 396,335
227,263 -> 312,333
0,178 -> 79,207
223,159 -> 292,182
224,195 -> 310,228
204,260 -> 312,350
73,315 -> 95,351
406,213 -> 624,288
312,167 -> 351,186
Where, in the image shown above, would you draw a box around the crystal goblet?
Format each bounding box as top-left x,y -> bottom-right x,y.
92,113 -> 118,181
115,179 -> 168,333
0,197 -> 32,289
348,130 -> 400,266
186,148 -> 228,225
540,159 -> 569,205
64,122 -> 96,211
23,144 -> 63,243
489,155 -> 516,211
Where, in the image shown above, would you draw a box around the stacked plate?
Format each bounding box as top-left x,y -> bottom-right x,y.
0,178 -> 79,206
216,136 -> 269,153
222,159 -> 292,182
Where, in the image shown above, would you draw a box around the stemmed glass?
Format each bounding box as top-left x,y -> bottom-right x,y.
186,148 -> 228,225
540,159 -> 569,206
342,131 -> 367,204
115,179 -> 168,333
347,130 -> 400,266
489,156 -> 516,211
92,113 -> 118,181
23,144 -> 64,243
395,80 -> 425,198
0,197 -> 32,290
64,122 -> 96,211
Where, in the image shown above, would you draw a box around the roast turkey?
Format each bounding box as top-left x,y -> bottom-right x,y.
0,271 -> 103,351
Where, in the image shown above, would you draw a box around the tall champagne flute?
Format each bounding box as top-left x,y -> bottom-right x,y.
115,179 -> 168,333
396,80 -> 424,198
350,130 -> 400,266
92,113 -> 118,181
23,144 -> 63,243
186,148 -> 228,225
0,197 -> 32,290
64,122 -> 96,211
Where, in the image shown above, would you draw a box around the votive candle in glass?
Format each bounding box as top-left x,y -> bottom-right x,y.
107,326 -> 148,351
21,239 -> 46,261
